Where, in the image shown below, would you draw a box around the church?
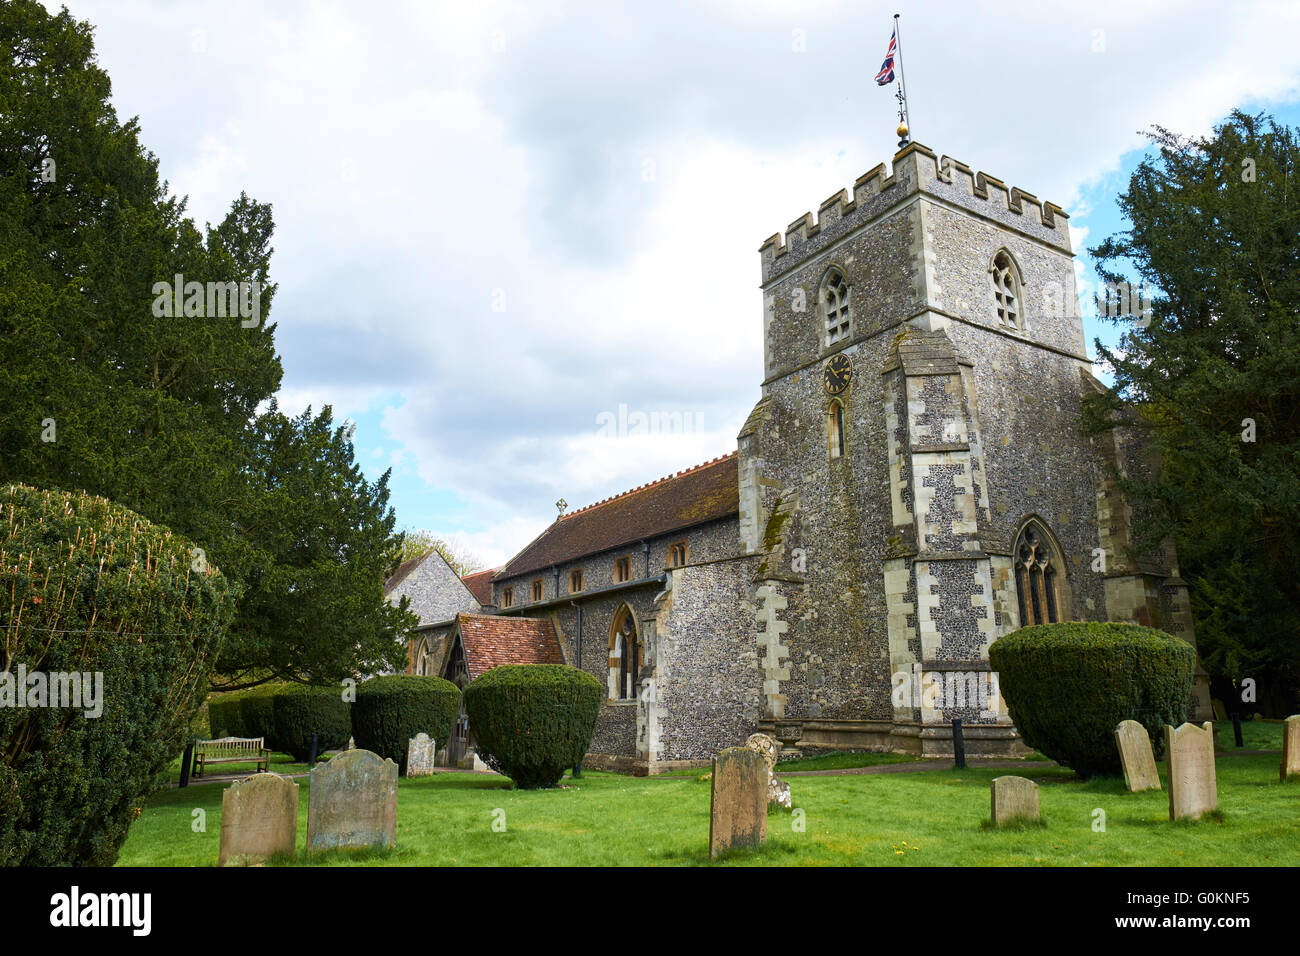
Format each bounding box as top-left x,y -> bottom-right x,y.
386,141 -> 1213,774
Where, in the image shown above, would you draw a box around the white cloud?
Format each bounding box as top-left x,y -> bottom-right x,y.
48,0 -> 1300,558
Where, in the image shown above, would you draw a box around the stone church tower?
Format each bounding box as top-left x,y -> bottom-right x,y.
742,142 -> 1211,756
406,140 -> 1213,771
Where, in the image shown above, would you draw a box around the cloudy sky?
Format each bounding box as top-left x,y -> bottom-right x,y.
49,0 -> 1300,568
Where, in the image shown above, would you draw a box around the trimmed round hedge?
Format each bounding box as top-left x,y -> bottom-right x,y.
0,483 -> 235,866
988,621 -> 1195,778
351,675 -> 460,771
273,684 -> 352,761
463,664 -> 602,789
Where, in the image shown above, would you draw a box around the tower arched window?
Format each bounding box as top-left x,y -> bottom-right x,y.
991,251 -> 1022,329
828,400 -> 845,458
1014,521 -> 1065,626
821,267 -> 851,345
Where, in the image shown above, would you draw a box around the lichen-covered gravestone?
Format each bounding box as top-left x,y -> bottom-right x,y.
709,746 -> 768,858
219,773 -> 299,866
406,733 -> 436,777
306,749 -> 398,853
1115,720 -> 1162,792
1281,715 -> 1300,783
990,776 -> 1039,827
744,732 -> 791,809
1165,722 -> 1217,820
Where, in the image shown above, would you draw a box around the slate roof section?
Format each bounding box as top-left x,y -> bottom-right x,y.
456,612 -> 564,680
881,327 -> 970,375
461,568 -> 498,605
494,452 -> 739,580
384,553 -> 426,595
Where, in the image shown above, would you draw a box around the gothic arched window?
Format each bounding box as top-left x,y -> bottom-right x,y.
821,267 -> 851,345
1014,521 -> 1064,626
991,250 -> 1022,329
609,605 -> 642,700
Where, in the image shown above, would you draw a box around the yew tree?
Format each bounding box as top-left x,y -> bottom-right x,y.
1086,110 -> 1300,712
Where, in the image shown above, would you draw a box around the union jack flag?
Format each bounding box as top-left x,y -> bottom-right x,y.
875,27 -> 897,85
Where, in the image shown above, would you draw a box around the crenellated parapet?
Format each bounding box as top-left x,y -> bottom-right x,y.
758,154 -> 906,284
929,155 -> 1069,229
759,142 -> 1071,285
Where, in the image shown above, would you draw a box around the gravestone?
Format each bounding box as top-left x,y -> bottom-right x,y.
1165,722 -> 1218,820
744,732 -> 779,769
406,733 -> 436,777
709,747 -> 768,857
744,732 -> 791,809
1282,715 -> 1300,782
990,776 -> 1039,827
218,773 -> 299,866
306,749 -> 398,853
1115,720 -> 1162,792
457,750 -> 491,772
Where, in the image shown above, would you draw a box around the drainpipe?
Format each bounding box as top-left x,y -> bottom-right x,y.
570,599 -> 583,779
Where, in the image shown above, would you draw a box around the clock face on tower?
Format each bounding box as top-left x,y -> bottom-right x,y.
823,354 -> 852,395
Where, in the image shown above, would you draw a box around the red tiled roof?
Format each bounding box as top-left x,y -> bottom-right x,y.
494,452 -> 738,581
461,568 -> 498,606
456,612 -> 564,680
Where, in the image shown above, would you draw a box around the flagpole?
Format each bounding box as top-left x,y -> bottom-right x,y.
894,12 -> 911,147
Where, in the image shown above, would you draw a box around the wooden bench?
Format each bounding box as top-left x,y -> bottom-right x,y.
192,736 -> 270,777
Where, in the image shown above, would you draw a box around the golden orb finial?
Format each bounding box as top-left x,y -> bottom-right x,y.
897,121 -> 909,138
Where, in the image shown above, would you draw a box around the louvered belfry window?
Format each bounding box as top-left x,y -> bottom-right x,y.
992,251 -> 1021,329
822,268 -> 851,345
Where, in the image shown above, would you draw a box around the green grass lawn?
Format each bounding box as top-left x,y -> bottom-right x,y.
167,751 -> 318,780
652,750 -> 921,775
775,751 -> 920,772
120,749 -> 1299,867
1215,717 -> 1282,751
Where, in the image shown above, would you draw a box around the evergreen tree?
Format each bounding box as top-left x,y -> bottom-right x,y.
1087,110 -> 1300,713
226,405 -> 413,685
0,1 -> 415,684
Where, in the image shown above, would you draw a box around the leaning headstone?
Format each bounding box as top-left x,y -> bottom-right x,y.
990,776 -> 1039,827
1115,720 -> 1162,792
457,750 -> 491,772
306,749 -> 398,853
1165,722 -> 1218,820
219,773 -> 299,866
709,747 -> 768,857
406,733 -> 436,777
1281,715 -> 1300,782
744,732 -> 791,809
